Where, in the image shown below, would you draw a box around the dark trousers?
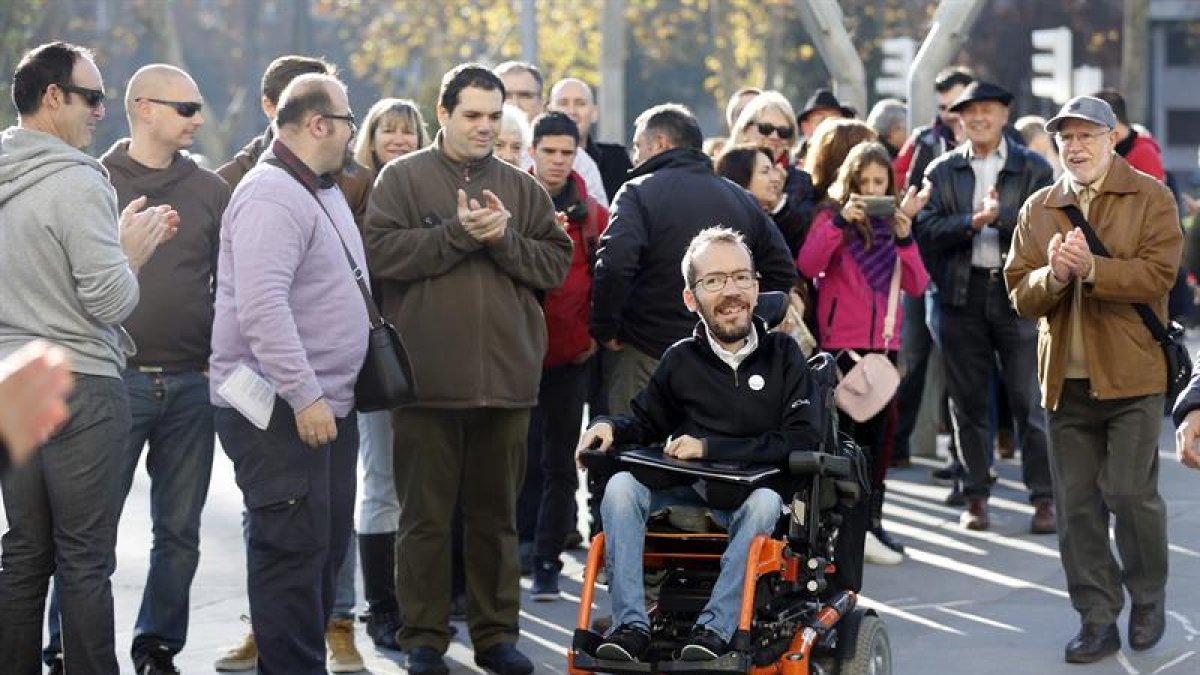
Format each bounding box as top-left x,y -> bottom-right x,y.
0,375 -> 129,675
393,407 -> 529,653
939,269 -> 1052,502
1049,380 -> 1168,625
521,362 -> 589,565
895,294 -> 933,460
217,402 -> 358,675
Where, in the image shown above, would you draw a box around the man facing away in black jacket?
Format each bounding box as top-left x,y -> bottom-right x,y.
591,103 -> 796,417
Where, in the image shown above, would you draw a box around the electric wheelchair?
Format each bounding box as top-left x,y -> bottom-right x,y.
569,292 -> 892,675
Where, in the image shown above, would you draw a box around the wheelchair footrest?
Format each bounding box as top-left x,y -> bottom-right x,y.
570,650 -> 753,674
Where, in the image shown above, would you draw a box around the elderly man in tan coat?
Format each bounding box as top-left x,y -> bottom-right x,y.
1005,96 -> 1181,665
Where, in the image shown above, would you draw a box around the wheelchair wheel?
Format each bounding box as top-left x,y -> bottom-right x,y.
837,610 -> 891,675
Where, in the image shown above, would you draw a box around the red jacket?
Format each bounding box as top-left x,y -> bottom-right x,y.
1121,129 -> 1165,182
539,171 -> 609,367
796,205 -> 928,352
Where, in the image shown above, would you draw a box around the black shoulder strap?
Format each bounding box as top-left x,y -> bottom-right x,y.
1061,204 -> 1169,345
263,157 -> 384,329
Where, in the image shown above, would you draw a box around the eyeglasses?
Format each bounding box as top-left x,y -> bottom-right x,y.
137,98 -> 203,118
321,111 -> 357,134
57,83 -> 105,108
751,122 -> 795,140
693,270 -> 759,294
1055,130 -> 1109,146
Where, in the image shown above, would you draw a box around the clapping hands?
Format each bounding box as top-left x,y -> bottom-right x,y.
457,189 -> 510,243
1047,228 -> 1094,284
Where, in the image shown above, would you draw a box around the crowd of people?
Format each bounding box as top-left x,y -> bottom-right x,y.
0,37 -> 1196,675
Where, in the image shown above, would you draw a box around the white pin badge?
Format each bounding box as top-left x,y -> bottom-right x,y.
748,374 -> 765,391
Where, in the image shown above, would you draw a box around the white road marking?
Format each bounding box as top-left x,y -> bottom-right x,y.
1152,651 -> 1197,673
935,606 -> 1024,632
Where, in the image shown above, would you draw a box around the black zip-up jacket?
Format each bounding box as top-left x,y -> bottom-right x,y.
591,147 -> 797,358
599,319 -> 821,465
586,136 -> 634,203
914,140 -> 1053,307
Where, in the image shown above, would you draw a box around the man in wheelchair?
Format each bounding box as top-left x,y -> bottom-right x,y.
575,227 -> 825,664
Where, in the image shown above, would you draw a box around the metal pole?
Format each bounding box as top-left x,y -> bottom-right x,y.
520,0 -> 539,65
598,0 -> 626,144
794,0 -> 867,117
906,0 -> 986,131
1121,0 -> 1150,123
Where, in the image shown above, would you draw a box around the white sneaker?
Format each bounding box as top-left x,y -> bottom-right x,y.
863,530 -> 904,565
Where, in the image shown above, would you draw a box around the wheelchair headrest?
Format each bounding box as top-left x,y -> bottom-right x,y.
754,291 -> 789,329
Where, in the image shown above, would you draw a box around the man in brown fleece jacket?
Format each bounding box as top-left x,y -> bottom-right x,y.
364,63 -> 571,675
217,54 -> 371,226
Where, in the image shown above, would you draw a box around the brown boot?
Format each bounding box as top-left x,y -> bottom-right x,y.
1030,500 -> 1057,534
996,428 -> 1015,459
960,496 -> 990,530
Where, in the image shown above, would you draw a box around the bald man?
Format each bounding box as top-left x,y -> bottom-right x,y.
210,73 -> 367,675
549,77 -> 632,203
42,63 -> 229,675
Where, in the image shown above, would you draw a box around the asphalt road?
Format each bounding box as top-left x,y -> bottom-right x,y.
3,420 -> 1199,674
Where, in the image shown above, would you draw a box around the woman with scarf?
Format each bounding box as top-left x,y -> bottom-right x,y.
797,141 -> 929,566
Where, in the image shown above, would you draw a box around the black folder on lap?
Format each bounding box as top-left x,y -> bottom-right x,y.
617,447 -> 781,484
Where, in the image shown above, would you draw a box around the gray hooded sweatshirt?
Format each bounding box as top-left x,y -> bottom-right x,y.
0,126 -> 139,377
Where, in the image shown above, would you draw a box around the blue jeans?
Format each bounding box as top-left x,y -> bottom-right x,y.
600,472 -> 782,642
45,369 -> 215,660
1,375 -> 129,675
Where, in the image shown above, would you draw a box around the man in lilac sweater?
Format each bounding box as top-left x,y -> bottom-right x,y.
209,73 -> 368,675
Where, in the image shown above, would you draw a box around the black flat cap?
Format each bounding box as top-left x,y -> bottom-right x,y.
947,81 -> 1013,113
797,88 -> 856,122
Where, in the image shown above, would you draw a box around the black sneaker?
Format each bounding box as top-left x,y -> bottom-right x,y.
564,530 -> 585,550
596,624 -> 651,662
530,562 -> 561,602
362,608 -> 404,650
930,462 -> 962,486
449,592 -> 468,621
680,627 -> 729,661
133,644 -> 180,675
407,646 -> 450,675
474,642 -> 534,675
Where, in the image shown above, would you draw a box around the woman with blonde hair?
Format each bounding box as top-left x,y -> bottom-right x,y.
353,97 -> 431,171
797,140 -> 930,566
347,95 -> 432,651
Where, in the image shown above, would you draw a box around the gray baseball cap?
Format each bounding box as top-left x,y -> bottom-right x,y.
1045,96 -> 1117,133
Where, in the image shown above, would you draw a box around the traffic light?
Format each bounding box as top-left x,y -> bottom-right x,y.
1031,27 -> 1073,104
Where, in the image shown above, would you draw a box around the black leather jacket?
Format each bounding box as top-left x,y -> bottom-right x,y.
914,140 -> 1053,307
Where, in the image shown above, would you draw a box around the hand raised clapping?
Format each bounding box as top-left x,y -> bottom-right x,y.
457,188 -> 510,243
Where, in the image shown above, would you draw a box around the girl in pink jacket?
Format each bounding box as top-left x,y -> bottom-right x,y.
797,141 -> 929,565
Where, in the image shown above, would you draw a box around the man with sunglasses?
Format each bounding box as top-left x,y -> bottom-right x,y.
0,42 -> 177,675
1007,96 -> 1180,663
40,63 -> 229,675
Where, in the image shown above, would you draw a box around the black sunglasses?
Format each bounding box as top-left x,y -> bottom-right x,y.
752,121 -> 795,140
57,83 -> 105,108
138,98 -> 203,118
